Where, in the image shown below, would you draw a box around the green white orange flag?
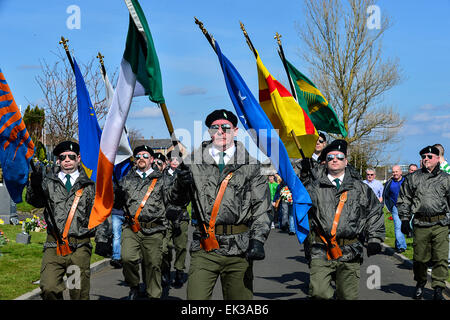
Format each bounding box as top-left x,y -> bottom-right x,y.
88,0 -> 164,229
256,51 -> 318,159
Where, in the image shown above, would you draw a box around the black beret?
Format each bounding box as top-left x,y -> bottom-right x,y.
153,152 -> 166,162
322,139 -> 347,157
133,145 -> 154,157
205,109 -> 238,127
167,150 -> 182,159
319,132 -> 327,141
419,145 -> 439,156
53,140 -> 80,156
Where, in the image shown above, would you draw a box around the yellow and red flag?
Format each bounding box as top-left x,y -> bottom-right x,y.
256,51 -> 318,158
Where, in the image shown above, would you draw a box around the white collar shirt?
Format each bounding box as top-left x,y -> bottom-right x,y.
209,144 -> 235,166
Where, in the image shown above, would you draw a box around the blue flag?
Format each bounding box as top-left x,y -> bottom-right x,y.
0,68 -> 35,203
74,59 -> 132,182
74,58 -> 102,182
213,40 -> 312,243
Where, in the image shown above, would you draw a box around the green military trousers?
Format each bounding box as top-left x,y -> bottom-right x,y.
309,258 -> 361,300
413,224 -> 449,288
187,250 -> 253,300
40,244 -> 92,300
162,221 -> 189,274
121,227 -> 165,298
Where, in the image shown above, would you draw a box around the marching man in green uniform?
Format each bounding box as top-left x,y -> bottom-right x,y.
114,145 -> 169,300
26,141 -> 96,300
305,139 -> 385,300
397,145 -> 450,300
168,109 -> 272,300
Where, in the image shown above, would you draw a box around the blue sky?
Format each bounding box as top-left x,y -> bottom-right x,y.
1,0 -> 449,166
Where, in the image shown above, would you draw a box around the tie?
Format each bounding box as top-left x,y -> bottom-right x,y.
334,178 -> 341,190
142,172 -> 146,180
65,174 -> 72,192
218,152 -> 226,173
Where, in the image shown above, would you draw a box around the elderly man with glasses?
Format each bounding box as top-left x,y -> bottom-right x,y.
363,168 -> 383,202
168,109 -> 271,300
397,145 -> 450,300
305,139 -> 385,300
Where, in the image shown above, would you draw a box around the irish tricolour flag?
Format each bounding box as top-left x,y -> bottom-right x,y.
88,0 -> 164,229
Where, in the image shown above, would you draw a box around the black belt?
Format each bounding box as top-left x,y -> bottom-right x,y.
140,221 -> 163,229
315,234 -> 358,246
415,214 -> 447,223
196,224 -> 249,235
45,234 -> 91,248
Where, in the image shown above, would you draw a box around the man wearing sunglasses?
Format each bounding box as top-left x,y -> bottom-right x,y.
305,139 -> 385,300
169,109 -> 271,300
363,168 -> 383,203
26,140 -> 96,300
397,145 -> 450,300
114,145 -> 170,299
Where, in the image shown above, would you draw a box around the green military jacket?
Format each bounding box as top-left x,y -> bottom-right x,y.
114,168 -> 168,235
397,165 -> 450,227
26,166 -> 96,243
306,167 -> 385,262
168,140 -> 272,256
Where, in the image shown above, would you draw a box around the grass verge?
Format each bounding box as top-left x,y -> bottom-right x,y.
0,224 -> 105,300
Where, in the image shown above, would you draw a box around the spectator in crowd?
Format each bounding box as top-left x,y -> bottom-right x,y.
408,164 -> 418,174
383,165 -> 407,253
363,168 -> 383,202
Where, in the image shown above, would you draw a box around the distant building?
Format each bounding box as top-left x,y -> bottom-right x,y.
134,138 -> 187,158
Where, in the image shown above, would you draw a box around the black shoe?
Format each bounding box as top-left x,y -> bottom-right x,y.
288,231 -> 295,236
413,283 -> 425,300
110,259 -> 122,269
433,287 -> 445,300
172,270 -> 184,288
128,286 -> 139,300
395,248 -> 405,254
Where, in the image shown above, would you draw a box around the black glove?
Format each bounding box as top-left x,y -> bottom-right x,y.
246,239 -> 265,260
401,221 -> 412,235
30,167 -> 43,190
95,241 -> 112,258
172,222 -> 182,237
300,158 -> 312,173
367,242 -> 382,257
177,167 -> 193,188
166,208 -> 180,222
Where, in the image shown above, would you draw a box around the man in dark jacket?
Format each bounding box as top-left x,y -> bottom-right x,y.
26,141 -> 95,300
169,109 -> 272,300
114,145 -> 168,300
397,145 -> 450,300
161,150 -> 190,288
306,139 -> 385,300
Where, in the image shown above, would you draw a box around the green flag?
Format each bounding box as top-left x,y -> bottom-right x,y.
284,58 -> 347,137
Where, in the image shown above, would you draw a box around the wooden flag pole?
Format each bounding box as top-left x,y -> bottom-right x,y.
275,33 -> 298,102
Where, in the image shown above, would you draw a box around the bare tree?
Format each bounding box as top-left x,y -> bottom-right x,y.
297,0 -> 404,165
33,49 -> 111,146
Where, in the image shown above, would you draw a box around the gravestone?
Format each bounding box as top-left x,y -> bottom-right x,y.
0,185 -> 17,224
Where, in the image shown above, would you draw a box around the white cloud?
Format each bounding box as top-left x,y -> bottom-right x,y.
178,86 -> 207,96
129,107 -> 165,119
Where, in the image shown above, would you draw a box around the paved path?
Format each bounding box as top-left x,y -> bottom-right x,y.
24,225 -> 449,301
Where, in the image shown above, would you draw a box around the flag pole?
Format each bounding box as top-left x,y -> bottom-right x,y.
239,22 -> 258,58
194,17 -> 216,52
274,33 -> 298,102
96,52 -> 107,79
59,36 -> 75,73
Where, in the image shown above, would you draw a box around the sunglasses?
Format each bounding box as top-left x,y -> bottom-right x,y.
421,154 -> 434,160
155,160 -> 164,165
318,139 -> 325,143
135,154 -> 150,159
367,174 -> 375,176
58,154 -> 77,161
326,154 -> 346,162
209,123 -> 232,133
